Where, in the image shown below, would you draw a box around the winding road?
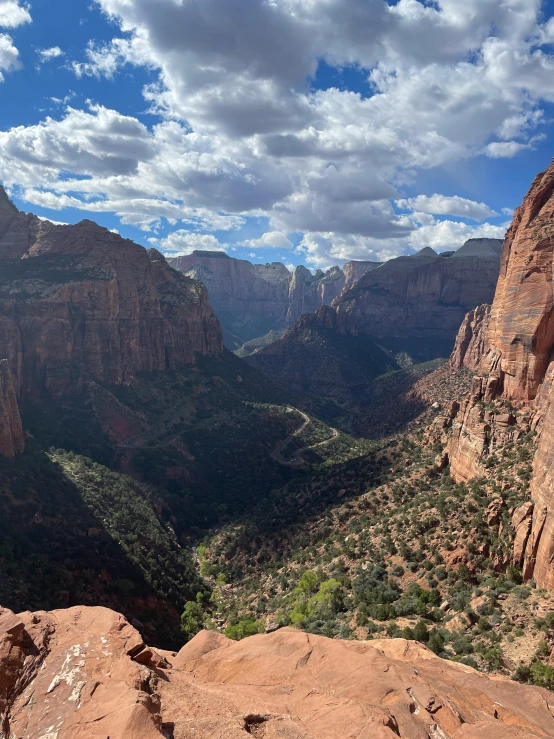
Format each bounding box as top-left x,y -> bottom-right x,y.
119,402 -> 339,464
271,407 -> 339,467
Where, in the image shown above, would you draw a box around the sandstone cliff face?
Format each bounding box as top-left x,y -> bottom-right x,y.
484,163 -> 554,401
331,241 -> 502,357
0,360 -> 23,458
447,160 -> 554,587
169,251 -> 380,347
343,259 -> 382,289
3,604 -> 554,739
450,304 -> 491,372
0,191 -> 223,398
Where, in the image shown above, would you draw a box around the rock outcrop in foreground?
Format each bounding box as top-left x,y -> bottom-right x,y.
0,359 -> 23,457
0,187 -> 223,398
169,250 -> 381,347
2,604 -> 554,739
448,159 -> 554,587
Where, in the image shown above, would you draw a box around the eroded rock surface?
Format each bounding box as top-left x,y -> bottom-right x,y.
0,359 -> 23,458
447,159 -> 554,588
2,605 -> 554,739
450,304 -> 491,372
0,188 -> 223,398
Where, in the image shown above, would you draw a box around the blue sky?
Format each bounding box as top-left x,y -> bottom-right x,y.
1,0 -> 554,270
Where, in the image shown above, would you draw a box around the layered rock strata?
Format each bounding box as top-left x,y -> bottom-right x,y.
448,160 -> 554,587
2,604 -> 554,739
0,188 -> 223,398
331,240 -> 502,353
251,239 -> 502,376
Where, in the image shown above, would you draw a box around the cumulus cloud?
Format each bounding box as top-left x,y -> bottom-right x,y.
0,32 -> 19,79
406,216 -> 508,252
396,194 -> 497,221
149,230 -> 227,256
484,140 -> 532,158
240,231 -> 293,250
0,1 -> 31,28
36,46 -> 64,63
0,0 -> 552,265
0,1 -> 30,81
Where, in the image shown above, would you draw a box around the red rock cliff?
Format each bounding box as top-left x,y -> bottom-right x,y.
0,360 -> 24,458
448,160 -> 554,587
2,604 -> 554,739
333,242 -> 501,352
0,190 -> 223,398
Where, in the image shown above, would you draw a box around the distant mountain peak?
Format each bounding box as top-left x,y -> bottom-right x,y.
453,238 -> 503,259
410,247 -> 439,259
190,250 -> 230,259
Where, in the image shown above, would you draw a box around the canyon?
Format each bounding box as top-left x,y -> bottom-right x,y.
2,603 -> 554,739
246,239 -> 502,422
3,161 -> 554,717
169,250 -> 381,348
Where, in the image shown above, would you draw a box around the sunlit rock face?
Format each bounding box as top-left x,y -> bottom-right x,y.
448,160 -> 554,588
330,240 -> 501,356
2,605 -> 554,738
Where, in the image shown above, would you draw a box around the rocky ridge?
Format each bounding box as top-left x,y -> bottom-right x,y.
169,250 -> 381,347
448,159 -> 554,587
0,359 -> 23,458
2,604 -> 554,739
0,187 -> 223,398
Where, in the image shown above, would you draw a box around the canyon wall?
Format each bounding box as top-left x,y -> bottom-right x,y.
254,239 -> 501,367
448,160 -> 554,587
3,604 -> 554,739
332,240 -> 502,356
169,250 -> 381,347
0,188 -> 223,398
0,360 -> 24,458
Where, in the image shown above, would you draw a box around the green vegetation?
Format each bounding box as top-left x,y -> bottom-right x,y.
0,443 -> 206,648
201,398 -> 542,676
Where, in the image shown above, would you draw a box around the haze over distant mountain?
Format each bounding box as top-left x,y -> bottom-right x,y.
247,238 -> 502,415
169,251 -> 381,348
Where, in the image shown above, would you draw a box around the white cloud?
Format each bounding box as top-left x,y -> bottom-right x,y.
396,194 -> 497,221
37,46 -> 64,63
406,216 -> 508,252
36,214 -> 68,226
0,31 -> 19,79
150,230 -> 227,256
0,1 -> 31,28
296,215 -> 508,268
240,231 -> 293,250
484,140 -> 531,158
0,0 -> 552,266
0,1 -> 30,81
